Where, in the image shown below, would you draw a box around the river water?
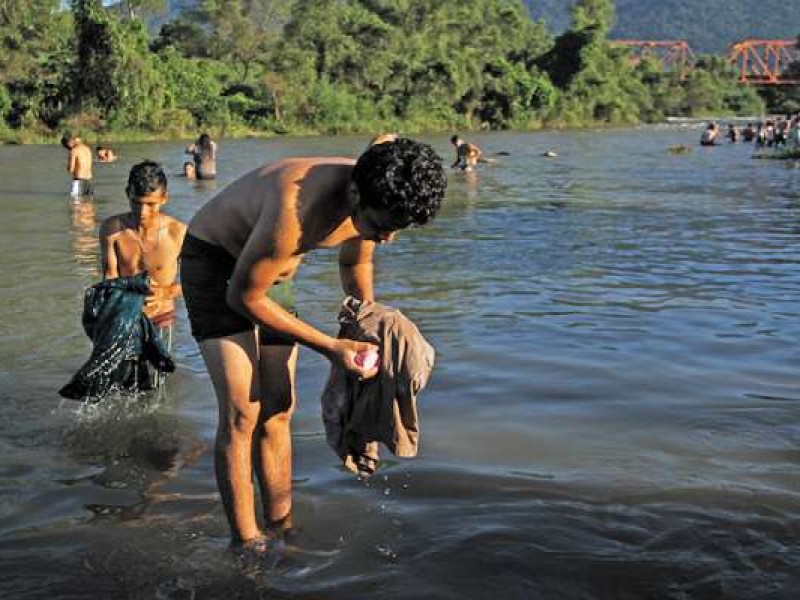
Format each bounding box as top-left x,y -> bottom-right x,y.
0,129 -> 798,599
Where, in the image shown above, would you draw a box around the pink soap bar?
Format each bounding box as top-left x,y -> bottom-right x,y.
354,350 -> 379,371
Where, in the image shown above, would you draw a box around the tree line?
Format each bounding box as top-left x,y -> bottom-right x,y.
0,0 -> 792,143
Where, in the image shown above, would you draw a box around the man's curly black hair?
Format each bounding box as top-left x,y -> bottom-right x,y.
352,138 -> 446,228
126,160 -> 167,199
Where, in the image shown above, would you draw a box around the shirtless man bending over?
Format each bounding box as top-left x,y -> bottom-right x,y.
450,135 -> 491,171
62,133 -> 94,199
179,138 -> 447,550
99,161 -> 187,327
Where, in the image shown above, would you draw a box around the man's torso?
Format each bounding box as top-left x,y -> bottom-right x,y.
459,143 -> 480,165
106,214 -> 184,317
71,143 -> 93,180
188,157 -> 359,274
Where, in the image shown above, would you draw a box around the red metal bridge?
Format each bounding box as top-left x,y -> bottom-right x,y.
612,39 -> 800,85
729,40 -> 799,85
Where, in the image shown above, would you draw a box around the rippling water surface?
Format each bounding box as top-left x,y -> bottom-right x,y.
0,129 -> 798,599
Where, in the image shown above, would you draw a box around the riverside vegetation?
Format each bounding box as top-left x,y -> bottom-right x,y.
0,0 -> 795,144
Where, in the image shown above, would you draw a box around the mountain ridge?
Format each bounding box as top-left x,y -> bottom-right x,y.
524,0 -> 800,54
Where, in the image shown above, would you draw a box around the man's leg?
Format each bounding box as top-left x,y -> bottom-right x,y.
255,343 -> 298,529
199,330 -> 264,544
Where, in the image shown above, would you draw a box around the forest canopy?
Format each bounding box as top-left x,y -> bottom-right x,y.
0,0 -> 788,142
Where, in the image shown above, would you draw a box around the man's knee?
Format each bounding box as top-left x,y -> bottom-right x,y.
223,405 -> 260,436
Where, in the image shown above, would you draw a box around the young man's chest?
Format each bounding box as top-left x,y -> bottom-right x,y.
113,230 -> 180,278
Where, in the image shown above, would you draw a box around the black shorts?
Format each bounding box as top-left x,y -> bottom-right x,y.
180,234 -> 297,345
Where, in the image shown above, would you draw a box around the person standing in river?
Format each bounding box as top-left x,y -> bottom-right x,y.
62,133 -> 94,200
99,160 -> 187,328
179,137 -> 446,550
186,133 -> 217,180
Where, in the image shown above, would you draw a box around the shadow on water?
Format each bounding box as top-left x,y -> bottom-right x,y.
1,465 -> 798,599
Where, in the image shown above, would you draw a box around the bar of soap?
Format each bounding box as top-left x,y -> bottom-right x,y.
355,350 -> 379,371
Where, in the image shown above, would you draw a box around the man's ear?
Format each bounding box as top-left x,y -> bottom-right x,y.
161,191 -> 169,205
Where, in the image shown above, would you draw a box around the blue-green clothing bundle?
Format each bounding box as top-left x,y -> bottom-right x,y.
59,274 -> 175,401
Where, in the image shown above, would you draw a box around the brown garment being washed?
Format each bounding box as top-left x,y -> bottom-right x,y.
321,297 -> 435,476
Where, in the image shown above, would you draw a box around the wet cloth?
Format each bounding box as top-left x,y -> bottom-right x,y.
180,233 -> 296,345
320,297 -> 435,476
59,273 -> 175,400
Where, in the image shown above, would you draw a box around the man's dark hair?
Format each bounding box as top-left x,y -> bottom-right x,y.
352,138 -> 446,228
450,135 -> 459,144
61,133 -> 72,149
126,160 -> 167,199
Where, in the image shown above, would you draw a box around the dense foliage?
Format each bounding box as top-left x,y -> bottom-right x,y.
525,0 -> 800,54
0,0 -> 785,142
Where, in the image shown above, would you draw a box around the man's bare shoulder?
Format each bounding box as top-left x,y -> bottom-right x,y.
99,213 -> 130,237
267,156 -> 355,180
164,215 -> 187,238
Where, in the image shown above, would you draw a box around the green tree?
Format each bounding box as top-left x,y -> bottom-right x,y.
71,0 -> 117,114
194,0 -> 294,82
1,0 -> 71,129
276,0 -> 553,131
118,0 -> 167,20
571,0 -> 615,34
150,18 -> 210,57
539,0 -> 649,125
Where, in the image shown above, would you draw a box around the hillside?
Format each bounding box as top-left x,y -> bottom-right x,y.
525,0 -> 800,54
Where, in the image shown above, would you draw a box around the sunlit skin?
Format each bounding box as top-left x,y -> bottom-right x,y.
65,137 -> 93,181
99,187 -> 187,322
96,147 -> 117,162
451,137 -> 484,171
187,156 -> 406,545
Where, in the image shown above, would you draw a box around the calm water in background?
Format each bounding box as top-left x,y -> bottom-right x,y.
0,129 -> 798,599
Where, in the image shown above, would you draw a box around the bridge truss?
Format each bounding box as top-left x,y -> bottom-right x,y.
729,40 -> 799,85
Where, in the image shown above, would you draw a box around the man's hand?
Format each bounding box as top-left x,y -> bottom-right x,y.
330,338 -> 380,380
144,279 -> 177,312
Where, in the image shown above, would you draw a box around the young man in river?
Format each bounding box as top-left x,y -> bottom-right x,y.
61,133 -> 94,200
180,138 -> 447,550
450,135 -> 493,171
99,161 -> 187,327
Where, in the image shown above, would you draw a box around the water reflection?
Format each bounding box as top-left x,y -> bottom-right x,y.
69,198 -> 100,276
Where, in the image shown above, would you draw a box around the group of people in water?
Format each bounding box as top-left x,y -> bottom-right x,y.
61,131 -> 218,202
59,132 -> 467,555
699,114 -> 800,149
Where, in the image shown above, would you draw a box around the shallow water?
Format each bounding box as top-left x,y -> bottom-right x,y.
0,129 -> 798,599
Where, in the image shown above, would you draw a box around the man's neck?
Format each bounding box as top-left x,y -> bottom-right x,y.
128,213 -> 161,235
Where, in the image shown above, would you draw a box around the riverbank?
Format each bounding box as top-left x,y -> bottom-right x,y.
0,117 -> 737,146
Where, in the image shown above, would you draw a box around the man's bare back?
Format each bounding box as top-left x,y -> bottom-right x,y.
68,139 -> 93,180
190,157 -> 358,260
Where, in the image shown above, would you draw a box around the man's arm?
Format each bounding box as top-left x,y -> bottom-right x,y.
227,204 -> 377,376
67,148 -> 76,175
168,221 -> 188,299
225,202 -> 336,353
98,219 -> 119,280
339,238 -> 375,302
